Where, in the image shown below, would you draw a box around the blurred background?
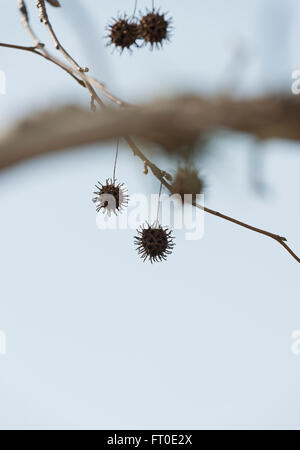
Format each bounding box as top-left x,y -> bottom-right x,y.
0,0 -> 300,430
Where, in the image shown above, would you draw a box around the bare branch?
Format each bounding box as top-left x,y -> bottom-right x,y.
35,0 -> 88,72
1,95 -> 300,166
4,0 -> 298,265
0,42 -> 85,86
18,0 -> 44,48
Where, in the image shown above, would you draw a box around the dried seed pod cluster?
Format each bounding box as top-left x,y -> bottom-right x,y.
93,179 -> 129,216
106,9 -> 172,52
170,167 -> 204,203
135,223 -> 175,263
139,10 -> 170,49
106,16 -> 140,52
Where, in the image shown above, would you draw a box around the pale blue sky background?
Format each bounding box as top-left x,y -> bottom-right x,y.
1,0 -> 300,430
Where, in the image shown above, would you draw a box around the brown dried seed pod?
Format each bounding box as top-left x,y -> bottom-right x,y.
106,16 -> 139,52
135,223 -> 175,263
170,167 -> 204,203
139,9 -> 172,48
93,179 -> 129,216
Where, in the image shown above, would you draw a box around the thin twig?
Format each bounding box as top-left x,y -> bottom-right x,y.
17,1 -> 85,86
155,181 -> 163,225
35,0 -> 88,73
18,1 -> 131,108
113,137 -> 120,181
0,42 -> 84,86
193,203 -> 300,263
90,78 -> 132,108
132,0 -> 138,18
18,0 -> 44,48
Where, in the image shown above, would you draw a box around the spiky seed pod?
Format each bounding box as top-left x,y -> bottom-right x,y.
135,223 -> 175,263
106,16 -> 139,52
170,167 -> 204,203
93,179 -> 129,216
139,9 -> 171,48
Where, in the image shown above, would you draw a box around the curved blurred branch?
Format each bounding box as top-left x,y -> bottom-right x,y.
1,94 -> 300,170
